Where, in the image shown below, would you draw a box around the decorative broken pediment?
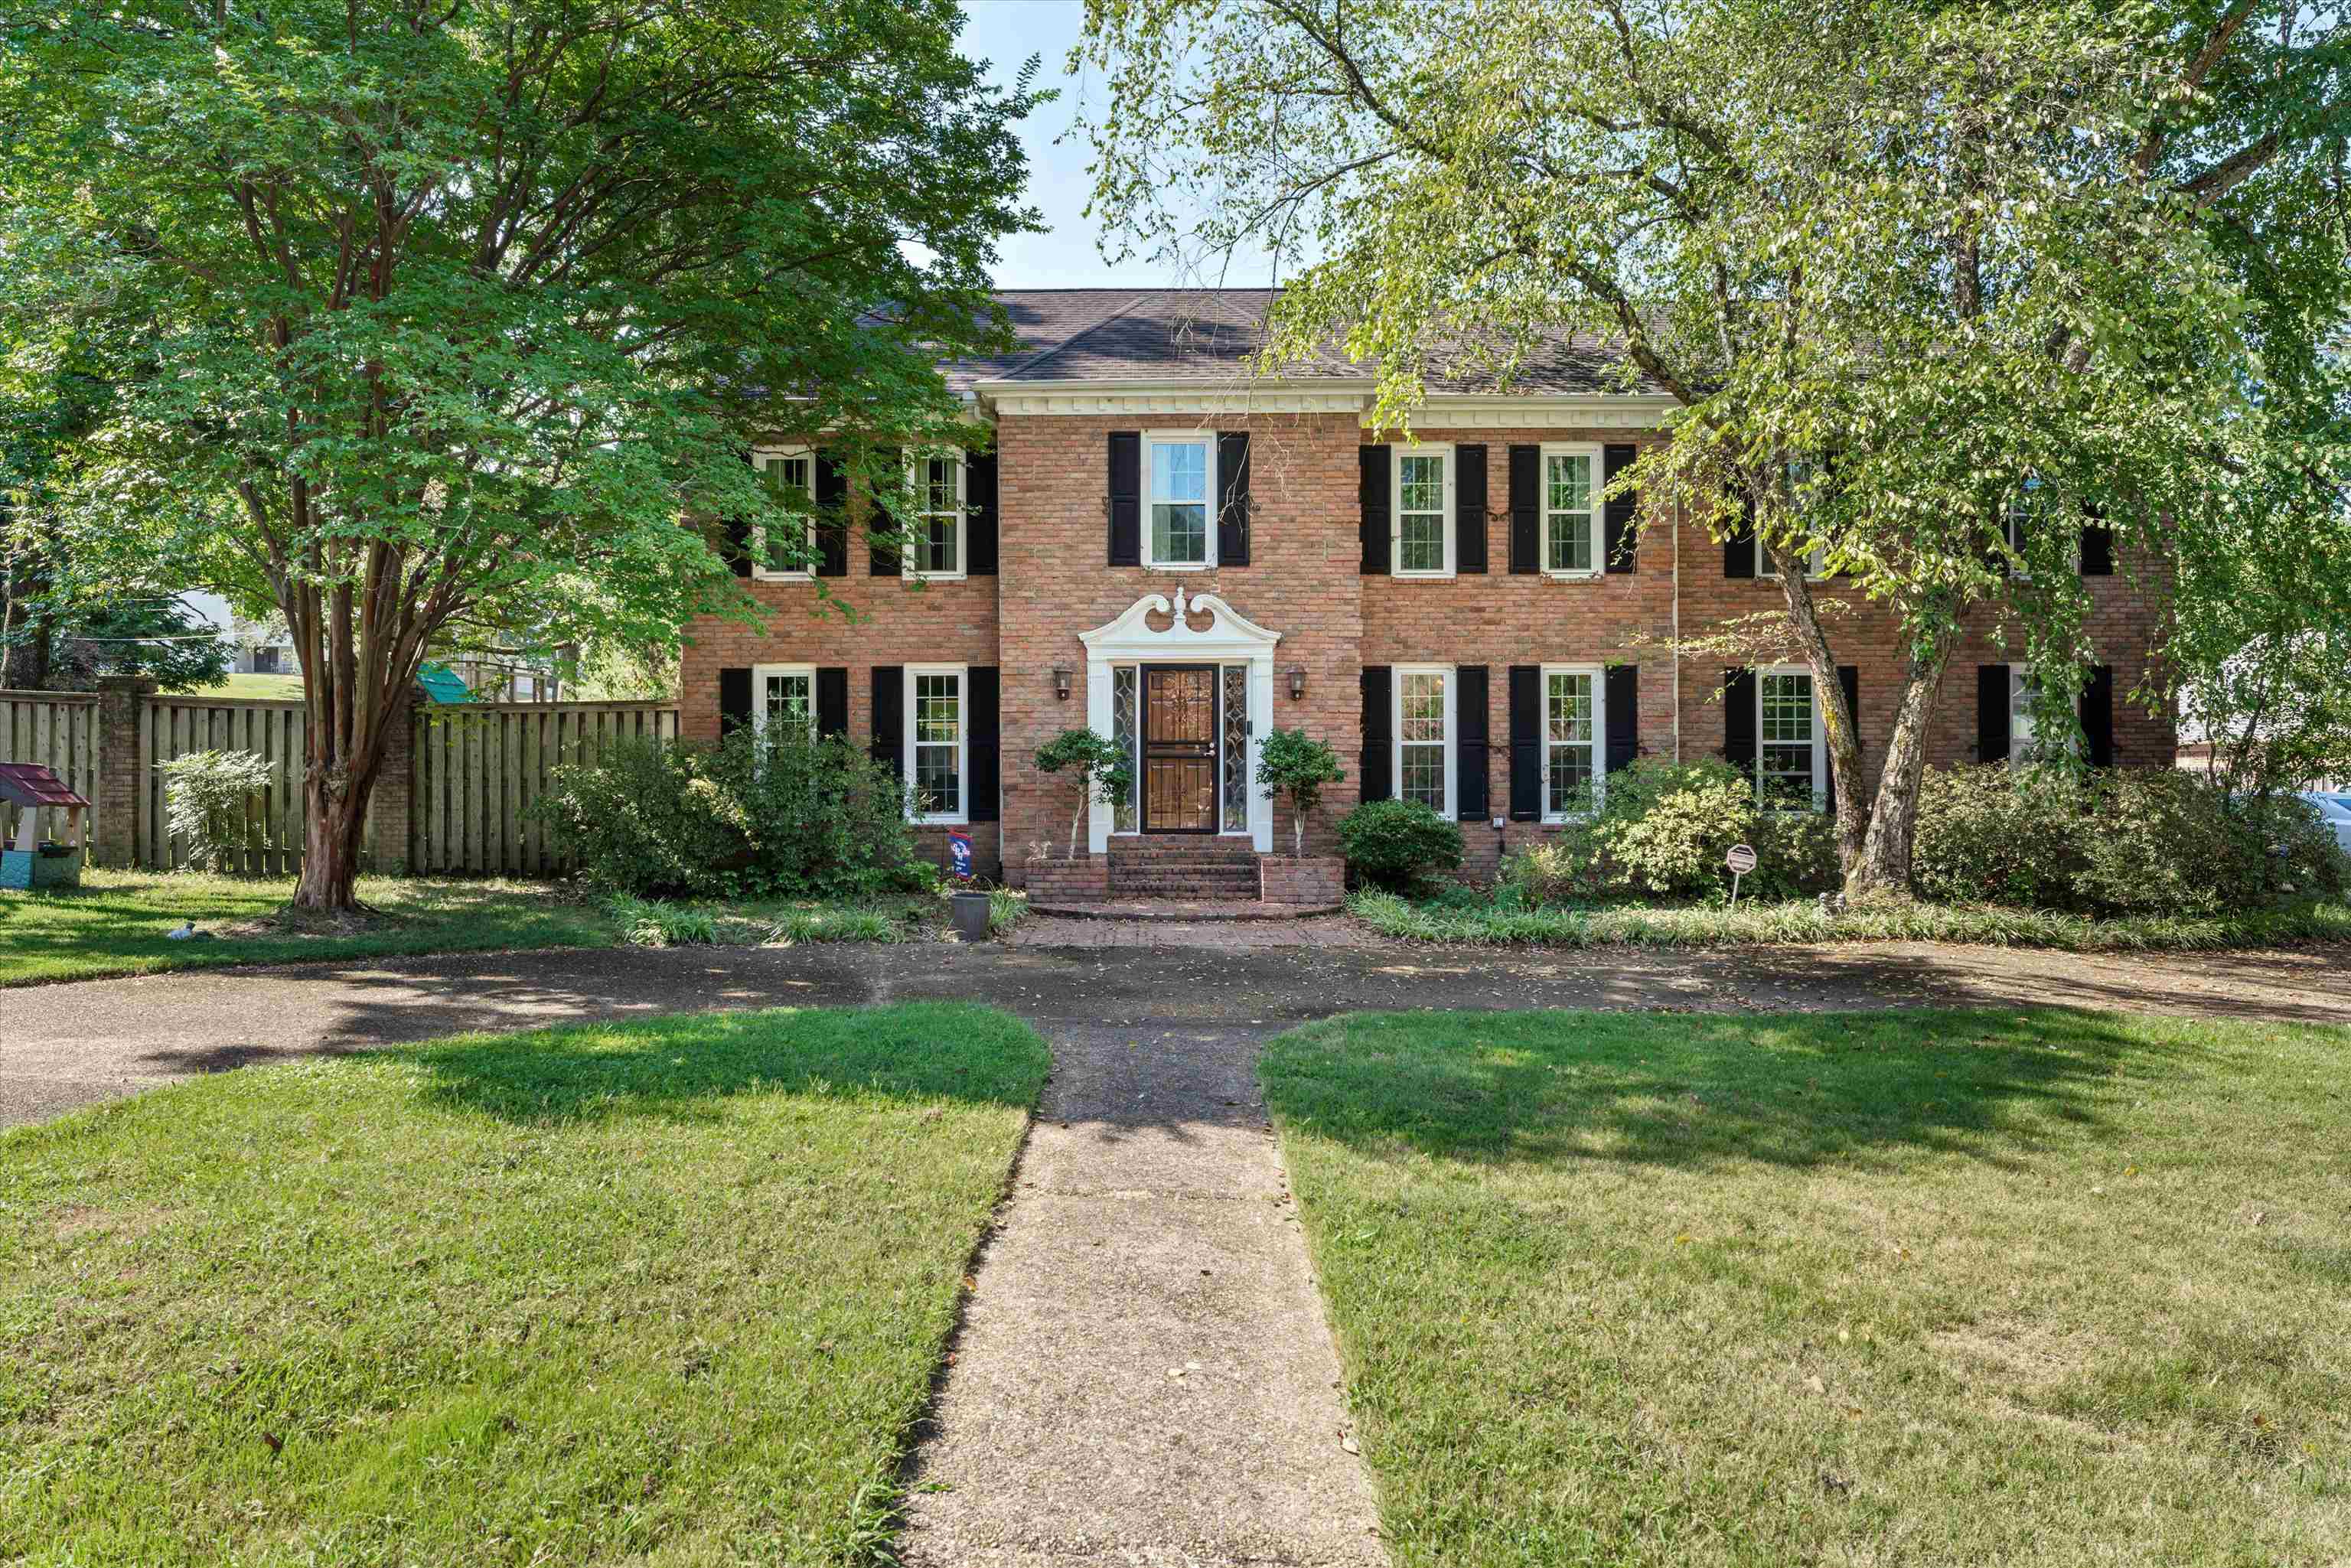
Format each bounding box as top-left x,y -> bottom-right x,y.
1078,585 -> 1283,657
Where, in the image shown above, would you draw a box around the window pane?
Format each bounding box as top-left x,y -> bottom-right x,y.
1399,515 -> 1446,572
911,455 -> 960,574
1759,672 -> 1815,807
1398,671 -> 1446,810
1398,455 -> 1444,512
1546,673 -> 1596,816
1546,453 -> 1590,514
1397,454 -> 1447,572
1152,503 -> 1208,563
1221,665 -> 1249,832
914,673 -> 960,815
1152,441 -> 1207,504
1112,665 -> 1139,832
924,515 -> 959,573
764,673 -> 810,729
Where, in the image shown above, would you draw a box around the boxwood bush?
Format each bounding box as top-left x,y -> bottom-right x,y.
1499,759 -> 1839,906
1338,798 -> 1464,889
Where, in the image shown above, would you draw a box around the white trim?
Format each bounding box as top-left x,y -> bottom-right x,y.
1539,442 -> 1605,579
1391,443 -> 1456,579
974,378 -> 1677,427
905,663 -> 970,825
1393,663 -> 1456,819
749,445 -> 817,582
1080,587 -> 1282,852
1411,394 -> 1678,430
1540,663 -> 1606,822
1143,429 -> 1218,571
902,447 -> 967,582
1756,665 -> 1828,811
751,663 -> 817,739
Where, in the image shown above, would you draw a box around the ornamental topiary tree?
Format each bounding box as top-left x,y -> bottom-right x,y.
1034,729 -> 1133,861
1256,728 -> 1345,857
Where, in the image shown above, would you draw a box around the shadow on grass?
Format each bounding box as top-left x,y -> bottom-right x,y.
374,1001 -> 1049,1126
1261,1007 -> 2198,1172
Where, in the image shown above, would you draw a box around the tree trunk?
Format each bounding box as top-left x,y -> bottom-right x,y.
1775,566 -> 1867,872
290,745 -> 380,911
1848,633 -> 1955,901
1293,801 -> 1305,858
1068,784 -> 1085,860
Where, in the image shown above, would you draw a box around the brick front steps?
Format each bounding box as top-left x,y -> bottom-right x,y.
1023,896 -> 1345,921
1019,846 -> 1348,919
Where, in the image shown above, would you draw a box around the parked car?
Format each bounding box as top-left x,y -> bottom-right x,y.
2297,791 -> 2351,854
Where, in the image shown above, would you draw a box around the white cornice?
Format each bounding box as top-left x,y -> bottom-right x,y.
974,378 -> 1677,429
1409,394 -> 1680,432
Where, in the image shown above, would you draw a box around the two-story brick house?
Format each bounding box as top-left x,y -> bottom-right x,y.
680,288 -> 2174,893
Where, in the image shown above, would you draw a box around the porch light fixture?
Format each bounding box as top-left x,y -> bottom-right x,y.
1286,665 -> 1307,701
1052,666 -> 1074,701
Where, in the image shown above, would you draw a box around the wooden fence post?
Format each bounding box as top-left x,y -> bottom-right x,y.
366,684 -> 420,873
93,674 -> 155,869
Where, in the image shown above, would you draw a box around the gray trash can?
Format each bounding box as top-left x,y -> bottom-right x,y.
950,889 -> 993,941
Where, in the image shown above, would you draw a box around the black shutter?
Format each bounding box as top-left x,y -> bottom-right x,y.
1723,669 -> 1758,780
1606,664 -> 1638,773
1108,432 -> 1141,566
869,447 -> 902,575
1507,664 -> 1542,820
2079,503 -> 2114,576
1827,665 -> 1859,812
815,451 -> 849,577
816,667 -> 849,738
1358,666 -> 1393,802
1216,431 -> 1250,567
1456,664 -> 1489,820
1508,445 -> 1540,574
1725,488 -> 1757,578
1978,663 -> 2010,763
2083,663 -> 2116,767
1360,445 -> 1391,575
965,450 -> 999,576
724,449 -> 755,575
967,666 -> 1001,822
870,666 -> 905,775
1456,444 -> 1489,573
1603,444 -> 1639,574
719,667 -> 753,735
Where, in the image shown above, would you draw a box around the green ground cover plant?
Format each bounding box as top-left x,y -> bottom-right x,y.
1262,1008 -> 2351,1567
0,1002 -> 1051,1564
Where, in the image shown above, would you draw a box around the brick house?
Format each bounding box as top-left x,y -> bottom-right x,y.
680,288 -> 2173,891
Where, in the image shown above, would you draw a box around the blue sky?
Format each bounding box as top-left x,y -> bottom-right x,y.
960,0 -> 1280,289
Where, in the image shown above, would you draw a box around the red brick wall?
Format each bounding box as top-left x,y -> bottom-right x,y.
678,415 -> 2177,888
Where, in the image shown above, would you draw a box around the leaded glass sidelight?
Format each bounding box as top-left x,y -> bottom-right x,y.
1221,664 -> 1249,832
1112,664 -> 1139,832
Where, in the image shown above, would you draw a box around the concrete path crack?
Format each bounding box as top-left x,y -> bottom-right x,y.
894,1021 -> 1386,1568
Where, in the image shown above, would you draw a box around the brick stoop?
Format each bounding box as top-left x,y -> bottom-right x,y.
1023,896 -> 1345,921
1107,842 -> 1262,898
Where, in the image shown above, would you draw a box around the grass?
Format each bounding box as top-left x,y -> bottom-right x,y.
0,872 -> 1030,986
1349,885 -> 2351,951
1262,1008 -> 2351,1566
0,1002 -> 1051,1565
185,673 -> 305,700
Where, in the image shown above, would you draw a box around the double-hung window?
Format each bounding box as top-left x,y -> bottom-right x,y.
754,663 -> 816,740
1759,459 -> 1829,579
2003,475 -> 2068,579
1758,667 -> 1826,810
1394,445 -> 1453,577
1543,445 -> 1601,576
905,449 -> 966,580
907,666 -> 967,823
1543,666 -> 1604,820
2008,669 -> 2080,767
752,446 -> 817,580
1394,666 -> 1453,815
1146,434 -> 1215,569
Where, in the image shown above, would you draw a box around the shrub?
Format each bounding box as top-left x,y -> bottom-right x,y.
1033,729 -> 1131,859
1911,764 -> 2089,908
1338,798 -> 1464,888
158,749 -> 276,870
1751,810 -> 1843,899
533,729 -> 925,898
1501,836 -> 1602,907
1586,759 -> 1760,898
2074,770 -> 2347,914
1257,729 -> 1345,857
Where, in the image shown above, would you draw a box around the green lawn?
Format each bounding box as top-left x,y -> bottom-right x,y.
0,1002 -> 1050,1565
1264,1008 -> 2351,1566
187,673 -> 305,699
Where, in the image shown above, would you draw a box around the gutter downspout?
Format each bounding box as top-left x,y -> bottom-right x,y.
1671,500 -> 1682,762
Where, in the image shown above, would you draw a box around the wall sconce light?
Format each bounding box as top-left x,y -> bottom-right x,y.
1286,665 -> 1308,701
1052,667 -> 1074,701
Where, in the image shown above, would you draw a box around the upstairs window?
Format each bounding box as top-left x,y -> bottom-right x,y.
752,447 -> 817,580
907,449 -> 965,580
1147,435 -> 1214,568
1394,446 -> 1453,576
1544,447 -> 1599,575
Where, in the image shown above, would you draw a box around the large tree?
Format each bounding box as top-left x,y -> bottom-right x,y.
0,0 -> 1037,909
1080,0 -> 2348,898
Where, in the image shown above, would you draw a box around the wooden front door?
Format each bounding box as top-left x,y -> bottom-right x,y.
1141,665 -> 1218,833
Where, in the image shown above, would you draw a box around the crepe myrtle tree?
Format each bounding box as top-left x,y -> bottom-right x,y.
0,0 -> 1041,911
1257,728 -> 1344,858
1034,728 -> 1134,860
1079,0 -> 2349,899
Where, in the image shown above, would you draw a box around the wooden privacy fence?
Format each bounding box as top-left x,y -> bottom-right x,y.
0,683 -> 677,877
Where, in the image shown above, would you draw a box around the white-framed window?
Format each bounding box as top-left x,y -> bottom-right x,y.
1542,444 -> 1602,577
1543,665 -> 1605,820
1394,665 -> 1454,816
1393,444 -> 1455,578
906,664 -> 967,823
752,445 -> 817,580
2001,475 -> 2075,579
1757,667 -> 1827,810
754,663 -> 817,740
1146,432 -> 1216,569
1758,536 -> 1828,580
2008,669 -> 2080,767
904,448 -> 965,580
